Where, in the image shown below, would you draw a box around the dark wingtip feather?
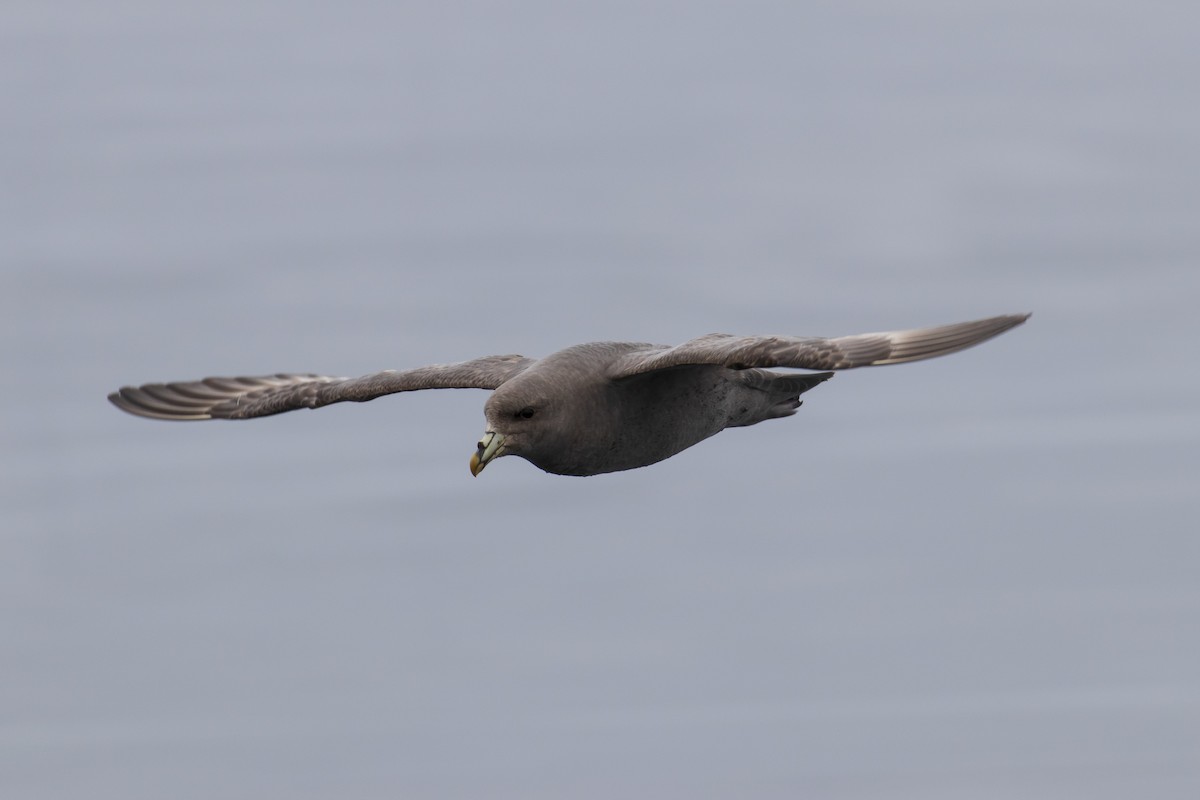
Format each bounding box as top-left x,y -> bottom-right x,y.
108,386 -> 213,421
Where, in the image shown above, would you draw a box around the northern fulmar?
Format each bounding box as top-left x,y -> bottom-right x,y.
109,313 -> 1029,477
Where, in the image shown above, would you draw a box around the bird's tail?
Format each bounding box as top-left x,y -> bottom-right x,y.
732,369 -> 834,424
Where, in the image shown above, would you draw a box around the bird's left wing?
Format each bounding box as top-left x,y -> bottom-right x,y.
608,314 -> 1029,379
108,354 -> 535,421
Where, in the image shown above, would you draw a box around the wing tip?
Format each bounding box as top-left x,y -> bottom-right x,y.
983,311 -> 1032,335
108,386 -> 213,421
871,312 -> 1031,366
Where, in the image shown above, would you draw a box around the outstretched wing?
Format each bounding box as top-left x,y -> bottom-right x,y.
609,314 -> 1029,379
108,354 -> 535,421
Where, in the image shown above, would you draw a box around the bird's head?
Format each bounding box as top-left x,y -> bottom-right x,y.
470,376 -> 557,476
469,344 -> 626,477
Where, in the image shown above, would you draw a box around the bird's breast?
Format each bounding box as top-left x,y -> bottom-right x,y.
532,367 -> 737,476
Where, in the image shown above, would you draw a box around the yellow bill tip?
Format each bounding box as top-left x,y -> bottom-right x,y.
470,430 -> 503,477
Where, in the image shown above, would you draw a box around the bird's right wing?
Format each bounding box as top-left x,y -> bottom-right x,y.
108,354 -> 535,421
609,314 -> 1029,379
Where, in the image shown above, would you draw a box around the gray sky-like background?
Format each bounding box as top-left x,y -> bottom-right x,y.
3,2 -> 1198,797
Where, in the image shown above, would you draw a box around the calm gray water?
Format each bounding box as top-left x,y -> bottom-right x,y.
3,2 -> 1199,797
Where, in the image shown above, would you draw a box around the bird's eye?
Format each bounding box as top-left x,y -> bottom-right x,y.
516,407 -> 536,420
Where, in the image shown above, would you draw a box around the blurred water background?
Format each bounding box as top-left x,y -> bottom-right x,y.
3,2 -> 1198,797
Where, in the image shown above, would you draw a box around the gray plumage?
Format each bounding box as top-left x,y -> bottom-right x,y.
108,313 -> 1029,476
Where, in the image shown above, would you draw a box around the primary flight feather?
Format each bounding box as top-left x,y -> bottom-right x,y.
109,313 -> 1029,476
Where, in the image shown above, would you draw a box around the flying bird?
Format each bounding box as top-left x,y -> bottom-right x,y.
109,313 -> 1029,477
